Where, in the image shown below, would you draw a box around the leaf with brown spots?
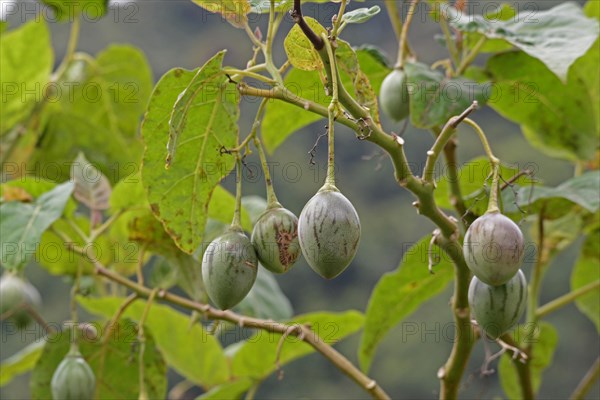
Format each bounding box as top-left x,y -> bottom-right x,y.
142,51 -> 240,254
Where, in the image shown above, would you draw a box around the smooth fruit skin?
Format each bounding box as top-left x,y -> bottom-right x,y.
298,188 -> 361,279
251,206 -> 300,274
51,353 -> 96,400
468,269 -> 527,339
0,273 -> 41,329
202,229 -> 258,310
463,212 -> 524,286
379,69 -> 410,122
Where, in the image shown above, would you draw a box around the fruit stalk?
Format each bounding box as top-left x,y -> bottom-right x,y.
397,0 -> 420,68
254,136 -> 279,208
232,156 -> 244,230
323,32 -> 339,188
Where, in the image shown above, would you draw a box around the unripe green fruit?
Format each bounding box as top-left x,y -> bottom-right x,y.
468,269 -> 527,339
379,69 -> 410,122
251,206 -> 300,274
51,352 -> 96,400
463,212 -> 524,286
0,273 -> 41,329
298,187 -> 361,279
202,229 -> 258,310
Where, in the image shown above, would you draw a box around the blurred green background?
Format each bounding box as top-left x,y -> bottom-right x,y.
1,0 -> 598,399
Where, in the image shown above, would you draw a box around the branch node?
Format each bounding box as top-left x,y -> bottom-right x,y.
366,380 -> 377,390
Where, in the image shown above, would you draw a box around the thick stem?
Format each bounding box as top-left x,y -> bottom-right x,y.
435,236 -> 476,400
80,254 -> 391,400
536,280 -> 600,319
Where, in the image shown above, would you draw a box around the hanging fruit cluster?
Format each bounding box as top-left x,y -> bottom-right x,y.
202,108 -> 361,310
464,164 -> 527,339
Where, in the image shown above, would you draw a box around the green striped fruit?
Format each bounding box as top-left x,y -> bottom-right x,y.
298,186 -> 361,279
468,269 -> 527,339
51,351 -> 96,400
379,69 -> 410,122
251,206 -> 300,274
202,228 -> 258,310
0,273 -> 41,329
463,212 -> 524,286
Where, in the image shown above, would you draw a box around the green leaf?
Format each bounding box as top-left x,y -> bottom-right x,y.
0,181 -> 74,270
0,341 -> 45,387
70,152 -> 111,211
446,2 -> 599,81
191,0 -> 250,28
0,19 -> 53,135
586,0 -> 600,20
78,296 -> 230,388
30,319 -> 167,399
342,6 -> 381,24
499,322 -> 559,399
359,236 -> 455,372
434,156 -> 532,217
504,171 -> 600,218
355,46 -> 392,94
196,378 -> 253,400
485,51 -> 598,162
404,61 -> 488,129
142,52 -> 240,254
235,266 -> 293,320
41,0 -> 109,20
571,229 -> 600,332
262,68 -> 328,152
336,40 -> 381,126
30,111 -> 140,184
284,17 -> 327,71
53,45 -> 153,140
230,310 -> 364,380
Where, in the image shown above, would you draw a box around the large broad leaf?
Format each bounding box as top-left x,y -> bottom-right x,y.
142,52 -> 240,254
41,0 -> 109,20
30,111 -> 140,183
284,17 -> 327,71
503,171 -> 600,219
405,61 -> 489,129
0,19 -> 53,136
230,311 -> 364,380
359,236 -> 455,372
235,266 -> 293,320
445,2 -> 599,81
30,319 -> 167,399
499,322 -> 559,399
78,296 -> 230,388
485,51 -> 598,162
191,0 -> 250,29
262,68 -> 329,152
571,229 -> 600,332
51,45 -> 153,139
0,341 -> 45,387
0,181 -> 74,270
